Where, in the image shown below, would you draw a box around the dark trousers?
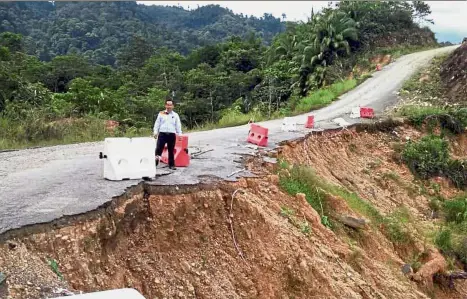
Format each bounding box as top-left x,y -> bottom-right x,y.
155,132 -> 176,167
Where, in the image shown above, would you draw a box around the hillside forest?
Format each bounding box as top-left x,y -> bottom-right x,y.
0,1 -> 437,149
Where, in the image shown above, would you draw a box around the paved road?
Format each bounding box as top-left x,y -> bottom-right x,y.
0,46 -> 458,235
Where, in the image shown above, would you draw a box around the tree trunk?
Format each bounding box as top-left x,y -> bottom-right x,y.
210,91 -> 213,123
163,66 -> 168,88
268,77 -> 272,118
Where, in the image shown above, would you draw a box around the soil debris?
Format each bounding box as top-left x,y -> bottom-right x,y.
0,123 -> 466,298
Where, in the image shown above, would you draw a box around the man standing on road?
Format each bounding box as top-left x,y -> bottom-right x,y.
153,99 -> 182,170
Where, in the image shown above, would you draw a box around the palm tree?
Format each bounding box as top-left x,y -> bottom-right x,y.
294,10 -> 358,94
274,34 -> 299,61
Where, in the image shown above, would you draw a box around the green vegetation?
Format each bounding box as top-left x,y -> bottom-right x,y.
294,79 -> 357,113
278,163 -> 332,228
443,195 -> 467,224
402,135 -> 450,179
0,2 -> 284,62
279,206 -> 312,236
402,135 -> 466,189
47,258 -> 64,280
397,53 -> 467,131
277,161 -> 411,244
0,1 -> 438,149
434,193 -> 467,264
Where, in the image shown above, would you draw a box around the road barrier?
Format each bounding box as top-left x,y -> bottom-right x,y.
100,137 -> 156,181
281,117 -> 297,132
350,106 -> 375,119
360,107 -> 375,118
247,123 -> 268,147
160,134 -> 190,167
305,115 -> 315,128
376,64 -> 382,71
350,107 -> 361,118
54,288 -> 146,298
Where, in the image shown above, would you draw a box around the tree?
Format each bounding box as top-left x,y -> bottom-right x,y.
0,32 -> 23,52
116,35 -> 155,70
412,1 -> 433,24
294,10 -> 358,94
42,55 -> 92,92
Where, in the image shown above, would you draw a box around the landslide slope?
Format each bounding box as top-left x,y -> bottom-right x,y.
0,122 -> 466,299
439,41 -> 467,104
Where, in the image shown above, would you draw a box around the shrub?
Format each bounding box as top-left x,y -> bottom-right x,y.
444,159 -> 467,189
402,135 -> 449,179
435,228 -> 453,253
443,195 -> 467,224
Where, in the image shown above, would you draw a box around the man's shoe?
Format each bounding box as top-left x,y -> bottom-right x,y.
155,156 -> 160,166
169,166 -> 177,170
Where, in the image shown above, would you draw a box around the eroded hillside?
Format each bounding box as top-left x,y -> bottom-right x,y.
0,120 -> 466,299
440,42 -> 467,104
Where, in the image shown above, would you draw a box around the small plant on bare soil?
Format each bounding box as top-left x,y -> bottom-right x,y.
46,257 -> 64,281
279,206 -> 312,236
408,251 -> 429,272
280,206 -> 295,218
278,165 -> 333,229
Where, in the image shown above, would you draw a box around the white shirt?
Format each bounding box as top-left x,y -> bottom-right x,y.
153,110 -> 182,135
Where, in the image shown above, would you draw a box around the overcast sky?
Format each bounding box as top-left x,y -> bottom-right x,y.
140,1 -> 467,43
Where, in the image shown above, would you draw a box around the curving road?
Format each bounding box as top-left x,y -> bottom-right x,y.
0,45 -> 458,235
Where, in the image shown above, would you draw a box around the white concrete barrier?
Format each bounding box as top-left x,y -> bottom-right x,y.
131,137 -> 157,178
100,137 -> 156,181
53,288 -> 146,298
281,117 -> 297,132
350,106 -> 361,119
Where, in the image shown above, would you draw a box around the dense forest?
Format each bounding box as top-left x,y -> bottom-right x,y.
0,1 -> 284,65
0,1 -> 437,148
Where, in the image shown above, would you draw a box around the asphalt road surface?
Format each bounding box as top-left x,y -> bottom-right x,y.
0,45 -> 458,235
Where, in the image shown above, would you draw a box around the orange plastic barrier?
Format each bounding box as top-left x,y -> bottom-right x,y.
247,123 -> 268,147
305,115 -> 315,128
160,134 -> 190,167
360,107 -> 375,119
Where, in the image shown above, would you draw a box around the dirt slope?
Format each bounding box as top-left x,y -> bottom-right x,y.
0,122 -> 466,299
440,42 -> 467,104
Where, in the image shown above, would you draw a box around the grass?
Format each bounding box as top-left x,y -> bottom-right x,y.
278,163 -> 333,228
382,171 -> 400,182
279,206 -> 312,236
402,135 -> 450,179
433,193 -> 467,265
0,116 -> 152,150
277,160 -> 411,244
294,79 -> 357,113
401,135 -> 466,189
